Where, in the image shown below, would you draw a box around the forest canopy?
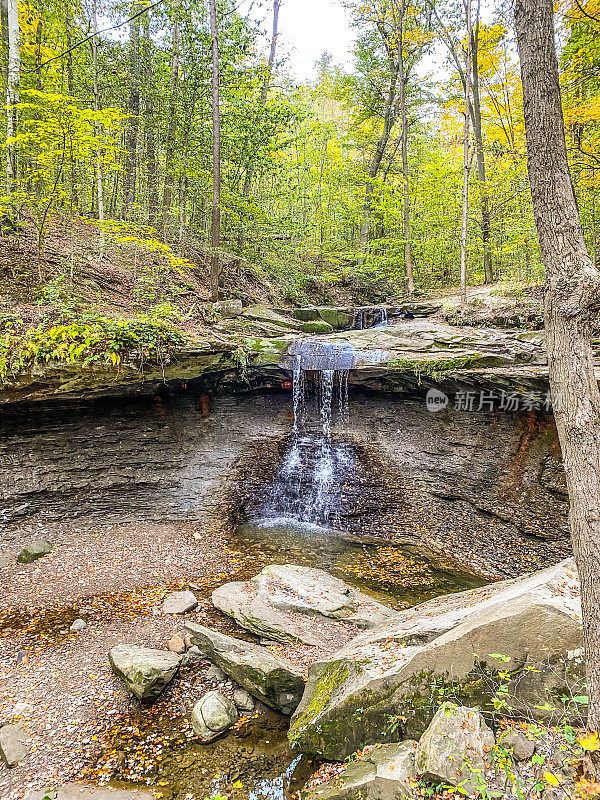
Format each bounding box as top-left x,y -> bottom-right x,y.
0,0 -> 598,302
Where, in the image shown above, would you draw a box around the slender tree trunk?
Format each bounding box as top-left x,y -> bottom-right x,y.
122,6 -> 140,218
237,0 -> 281,251
142,11 -> 158,227
65,6 -> 74,94
360,55 -> 399,250
5,0 -> 19,194
92,0 -> 104,251
209,0 -> 221,302
515,0 -> 600,729
460,0 -> 473,311
471,0 -> 493,284
397,3 -> 414,295
160,16 -> 180,235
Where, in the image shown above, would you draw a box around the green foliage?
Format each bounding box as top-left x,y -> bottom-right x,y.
0,311 -> 186,380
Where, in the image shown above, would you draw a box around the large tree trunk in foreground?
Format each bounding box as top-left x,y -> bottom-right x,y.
515,0 -> 600,729
209,0 -> 221,302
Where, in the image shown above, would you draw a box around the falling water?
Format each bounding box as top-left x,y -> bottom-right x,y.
353,307 -> 389,329
260,342 -> 355,528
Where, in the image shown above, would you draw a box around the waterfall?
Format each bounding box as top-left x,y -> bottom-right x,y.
353,306 -> 389,329
260,342 -> 354,528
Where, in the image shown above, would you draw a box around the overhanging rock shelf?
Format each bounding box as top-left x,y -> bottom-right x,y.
2,312 -> 600,404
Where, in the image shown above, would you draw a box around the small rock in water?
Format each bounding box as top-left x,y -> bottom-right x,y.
0,721 -> 29,767
233,688 -> 255,712
17,540 -> 52,564
162,590 -> 198,614
184,633 -> 194,650
168,634 -> 186,654
205,664 -> 226,683
0,554 -> 12,567
191,691 -> 238,742
69,618 -> 86,632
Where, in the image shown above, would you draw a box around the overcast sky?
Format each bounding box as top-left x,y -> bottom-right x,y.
277,0 -> 355,81
246,0 -> 498,84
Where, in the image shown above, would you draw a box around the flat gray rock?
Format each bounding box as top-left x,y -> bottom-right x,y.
108,645 -> 181,700
191,691 -> 238,742
162,589 -> 198,614
212,564 -> 396,646
184,622 -> 304,715
0,721 -> 29,767
17,540 -> 52,564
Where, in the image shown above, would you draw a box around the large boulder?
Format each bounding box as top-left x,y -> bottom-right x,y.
212,564 -> 396,646
289,559 -> 582,760
191,691 -> 238,742
17,540 -> 52,563
302,741 -> 417,799
0,721 -> 29,767
108,645 -> 181,700
416,704 -> 494,798
184,622 -> 305,715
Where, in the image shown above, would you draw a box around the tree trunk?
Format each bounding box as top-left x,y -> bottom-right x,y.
471,0 -> 493,284
209,0 -> 221,302
92,0 -> 104,251
142,11 -> 158,227
397,3 -> 414,295
360,55 -> 399,250
65,5 -> 74,94
460,0 -> 473,311
122,5 -> 140,218
237,0 -> 281,251
5,0 -> 19,194
160,16 -> 180,235
515,0 -> 600,729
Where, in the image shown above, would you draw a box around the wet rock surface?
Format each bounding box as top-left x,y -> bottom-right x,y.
0,390 -> 570,580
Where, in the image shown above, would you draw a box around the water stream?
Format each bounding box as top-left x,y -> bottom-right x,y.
259,342 -> 356,529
